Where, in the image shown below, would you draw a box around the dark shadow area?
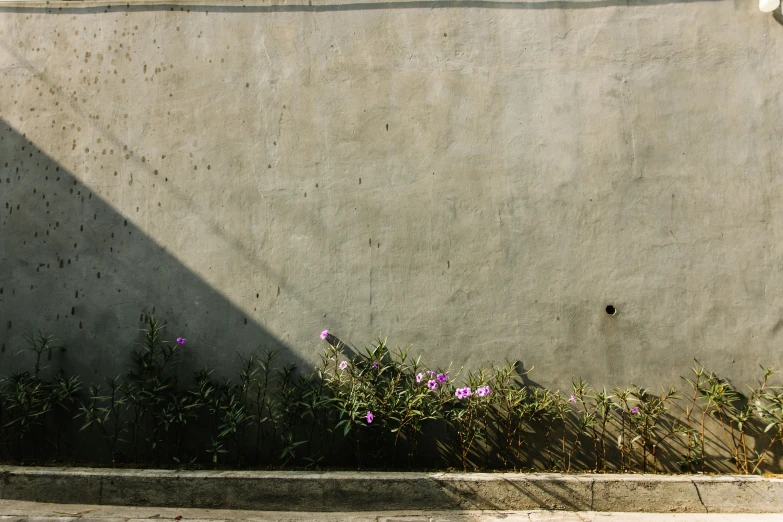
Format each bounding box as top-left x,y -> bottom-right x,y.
0,0 -> 725,15
0,119 -> 304,384
516,360 -> 542,389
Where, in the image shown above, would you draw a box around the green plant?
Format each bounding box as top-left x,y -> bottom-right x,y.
75,377 -> 128,464
1,333 -> 81,462
5,319 -> 783,475
622,386 -> 679,473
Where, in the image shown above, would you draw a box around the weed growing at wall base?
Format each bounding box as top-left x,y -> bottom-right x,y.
1,316 -> 783,474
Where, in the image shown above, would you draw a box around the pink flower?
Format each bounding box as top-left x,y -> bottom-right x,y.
320,330 -> 329,340
436,373 -> 448,384
372,361 -> 379,369
427,380 -> 438,391
476,385 -> 492,398
416,373 -> 424,383
631,406 -> 640,414
427,370 -> 435,377
339,361 -> 348,371
568,395 -> 577,404
456,387 -> 473,400
365,411 -> 374,424
176,338 -> 186,345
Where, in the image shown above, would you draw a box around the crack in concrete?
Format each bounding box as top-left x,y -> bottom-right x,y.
691,479 -> 708,513
589,478 -> 595,511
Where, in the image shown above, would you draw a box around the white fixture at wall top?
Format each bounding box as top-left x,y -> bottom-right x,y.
759,0 -> 780,13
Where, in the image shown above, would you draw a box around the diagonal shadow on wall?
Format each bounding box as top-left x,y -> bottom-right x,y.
0,119 -> 304,386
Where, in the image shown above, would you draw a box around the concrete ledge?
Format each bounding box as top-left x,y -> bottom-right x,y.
1,467 -> 781,513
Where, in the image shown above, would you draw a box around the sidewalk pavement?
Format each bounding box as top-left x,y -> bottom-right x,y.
0,500 -> 781,522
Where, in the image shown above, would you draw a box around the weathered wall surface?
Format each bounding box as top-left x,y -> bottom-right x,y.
1,0 -> 782,390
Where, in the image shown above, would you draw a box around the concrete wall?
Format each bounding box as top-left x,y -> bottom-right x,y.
1,0 -> 782,391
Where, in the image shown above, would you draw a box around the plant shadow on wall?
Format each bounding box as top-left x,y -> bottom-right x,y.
0,120 -> 308,464
0,0 -> 727,15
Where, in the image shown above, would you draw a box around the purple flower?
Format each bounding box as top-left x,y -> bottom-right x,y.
416,373 -> 424,383
568,395 -> 577,404
476,385 -> 492,398
436,373 -> 448,384
631,406 -> 640,414
176,338 -> 186,345
339,360 -> 348,371
427,380 -> 438,391
427,370 -> 435,377
365,411 -> 374,424
456,387 -> 473,399
372,361 -> 379,369
320,330 -> 329,340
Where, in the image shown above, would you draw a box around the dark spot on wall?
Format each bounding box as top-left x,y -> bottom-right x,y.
447,260 -> 450,269
606,305 -> 616,315
97,272 -> 101,278
385,124 -> 388,131
7,321 -> 11,329
359,178 -> 361,184
243,317 -> 248,325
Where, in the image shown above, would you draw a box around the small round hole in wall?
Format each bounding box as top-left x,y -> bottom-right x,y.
606,305 -> 616,315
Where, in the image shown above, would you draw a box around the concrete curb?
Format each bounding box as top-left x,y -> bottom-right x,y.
1,467 -> 781,513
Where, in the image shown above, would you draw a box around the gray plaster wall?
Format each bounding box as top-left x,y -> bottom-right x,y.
1,0 -> 782,391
